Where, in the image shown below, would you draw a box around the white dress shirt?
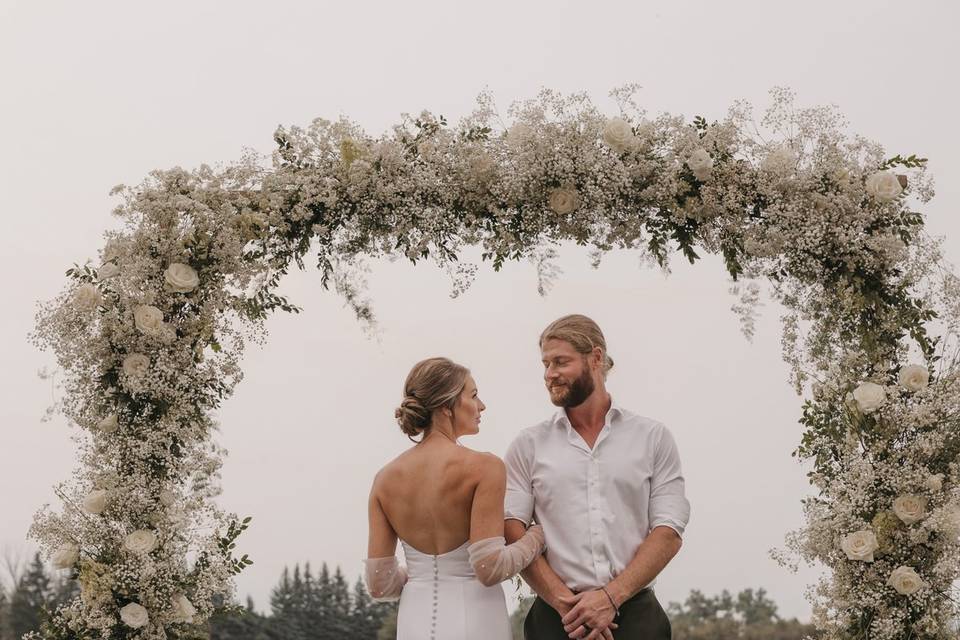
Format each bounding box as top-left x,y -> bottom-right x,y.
503,398 -> 690,592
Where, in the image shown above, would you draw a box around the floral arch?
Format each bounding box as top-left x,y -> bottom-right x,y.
29,87 -> 960,640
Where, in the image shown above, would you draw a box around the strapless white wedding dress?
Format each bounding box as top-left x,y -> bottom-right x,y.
396,540 -> 511,640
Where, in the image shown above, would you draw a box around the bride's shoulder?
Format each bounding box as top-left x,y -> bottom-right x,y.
457,448 -> 505,475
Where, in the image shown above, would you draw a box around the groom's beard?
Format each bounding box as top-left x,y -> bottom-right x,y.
548,366 -> 595,408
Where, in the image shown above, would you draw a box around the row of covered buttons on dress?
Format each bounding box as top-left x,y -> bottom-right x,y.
430,555 -> 439,640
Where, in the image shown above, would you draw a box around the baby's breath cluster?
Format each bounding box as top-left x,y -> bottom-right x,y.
28,87 -> 956,639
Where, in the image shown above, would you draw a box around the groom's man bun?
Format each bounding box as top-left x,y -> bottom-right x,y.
395,357 -> 470,441
539,314 -> 614,379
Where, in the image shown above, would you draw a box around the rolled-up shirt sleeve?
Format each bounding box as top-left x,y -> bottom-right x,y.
503,434 -> 535,525
647,425 -> 690,537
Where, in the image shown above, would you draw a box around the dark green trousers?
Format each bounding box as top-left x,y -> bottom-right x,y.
523,588 -> 671,639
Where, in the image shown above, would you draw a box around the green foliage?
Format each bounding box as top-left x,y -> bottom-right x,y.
667,587 -> 820,640
878,154 -> 928,171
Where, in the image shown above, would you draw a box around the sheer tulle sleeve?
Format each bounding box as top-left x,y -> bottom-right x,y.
363,556 -> 408,602
466,524 -> 545,587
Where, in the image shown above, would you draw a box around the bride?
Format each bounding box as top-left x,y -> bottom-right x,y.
364,357 -> 546,640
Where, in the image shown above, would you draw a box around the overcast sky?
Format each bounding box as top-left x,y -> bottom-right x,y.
2,0 -> 959,622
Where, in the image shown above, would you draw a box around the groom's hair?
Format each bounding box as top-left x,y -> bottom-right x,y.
539,314 -> 614,379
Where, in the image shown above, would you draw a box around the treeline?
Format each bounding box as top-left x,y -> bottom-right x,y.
1,552 -> 856,640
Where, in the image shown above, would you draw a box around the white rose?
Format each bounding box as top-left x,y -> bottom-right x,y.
852,382 -> 885,414
159,490 -> 176,507
98,262 -> 120,279
506,123 -> 534,149
601,118 -> 638,154
687,148 -> 714,181
133,305 -> 164,335
899,365 -> 929,392
865,171 -> 904,202
893,495 -> 928,525
124,530 -> 157,555
82,489 -> 108,515
761,147 -> 798,174
170,594 -> 196,623
887,566 -> 925,595
839,530 -> 878,562
120,602 -> 149,629
122,354 -> 150,378
925,474 -> 944,492
96,413 -> 118,434
548,186 -> 580,215
51,543 -> 79,569
164,263 -> 200,293
73,284 -> 102,311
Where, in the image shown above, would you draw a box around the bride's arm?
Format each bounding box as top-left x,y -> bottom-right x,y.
363,477 -> 407,602
467,454 -> 545,587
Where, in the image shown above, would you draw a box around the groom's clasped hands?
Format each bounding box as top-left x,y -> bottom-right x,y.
558,590 -> 619,640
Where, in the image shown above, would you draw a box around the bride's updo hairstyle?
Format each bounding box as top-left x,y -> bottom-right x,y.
395,357 -> 470,441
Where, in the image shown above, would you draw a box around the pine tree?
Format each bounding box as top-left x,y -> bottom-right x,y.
350,577 -> 378,638
8,553 -> 51,640
268,566 -> 303,640
327,567 -> 351,637
1,585 -> 11,640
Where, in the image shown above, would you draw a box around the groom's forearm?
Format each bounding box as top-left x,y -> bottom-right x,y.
504,519 -> 572,610
605,525 -> 683,607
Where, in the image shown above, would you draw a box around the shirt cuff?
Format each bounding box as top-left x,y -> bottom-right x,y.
649,520 -> 685,538
504,489 -> 534,526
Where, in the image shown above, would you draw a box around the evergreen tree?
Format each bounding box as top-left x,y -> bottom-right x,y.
328,567 -> 352,638
1,585 -> 11,640
376,607 -> 398,640
8,554 -> 50,640
350,577 -> 378,638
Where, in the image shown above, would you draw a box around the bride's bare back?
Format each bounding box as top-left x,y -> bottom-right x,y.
368,437 -> 506,557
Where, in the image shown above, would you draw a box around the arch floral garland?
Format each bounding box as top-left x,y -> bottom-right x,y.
29,87 -> 960,640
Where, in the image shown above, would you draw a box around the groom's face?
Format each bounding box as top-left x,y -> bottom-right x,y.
541,338 -> 596,408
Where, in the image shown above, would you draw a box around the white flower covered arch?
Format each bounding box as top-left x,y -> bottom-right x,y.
29,87 -> 960,639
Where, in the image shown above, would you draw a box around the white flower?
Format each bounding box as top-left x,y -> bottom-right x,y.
96,413 -> 118,433
899,365 -> 929,392
887,566 -> 925,595
51,543 -> 79,569
893,495 -> 928,525
687,148 -> 714,181
73,284 -> 101,311
865,170 -> 904,202
164,263 -> 200,293
760,147 -> 798,174
839,530 -> 878,562
134,305 -> 165,335
506,123 -> 534,149
122,354 -> 150,378
548,186 -> 580,215
82,490 -> 108,515
925,474 -> 944,493
98,262 -> 120,279
601,118 -> 638,154
170,594 -> 196,623
120,602 -> 149,629
852,382 -> 885,413
159,490 -> 176,507
124,530 -> 157,555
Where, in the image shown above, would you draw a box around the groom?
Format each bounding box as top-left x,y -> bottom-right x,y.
504,314 -> 690,640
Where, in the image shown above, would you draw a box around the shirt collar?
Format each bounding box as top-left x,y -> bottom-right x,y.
552,394 -> 623,428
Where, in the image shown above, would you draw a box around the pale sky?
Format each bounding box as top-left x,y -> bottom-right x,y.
2,0 -> 958,622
